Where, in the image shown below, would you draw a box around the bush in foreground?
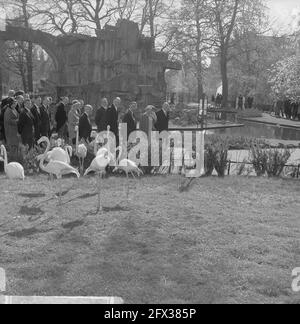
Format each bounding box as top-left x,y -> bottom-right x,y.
250,143 -> 291,177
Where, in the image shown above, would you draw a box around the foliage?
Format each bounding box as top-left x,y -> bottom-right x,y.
212,140 -> 229,178
250,143 -> 291,177
204,145 -> 216,176
265,149 -> 291,178
206,134 -> 267,150
204,137 -> 229,177
227,32 -> 290,106
237,108 -> 263,119
20,144 -> 45,175
269,55 -> 300,102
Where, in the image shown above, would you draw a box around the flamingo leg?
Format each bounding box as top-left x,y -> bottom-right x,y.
58,177 -> 62,206
126,171 -> 130,202
97,172 -> 103,213
80,158 -> 83,176
81,158 -> 85,175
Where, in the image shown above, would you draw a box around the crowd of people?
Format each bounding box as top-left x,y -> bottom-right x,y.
273,99 -> 300,121
0,89 -> 173,161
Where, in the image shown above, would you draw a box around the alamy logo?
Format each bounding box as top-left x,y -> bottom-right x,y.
292,268 -> 300,293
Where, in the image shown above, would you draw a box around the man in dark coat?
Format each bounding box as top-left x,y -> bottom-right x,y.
79,105 -> 93,143
16,95 -> 25,114
18,98 -> 35,149
4,98 -> 20,160
106,97 -> 121,143
31,95 -> 42,142
123,101 -> 137,139
40,97 -> 51,137
55,97 -> 69,138
95,98 -> 108,133
155,102 -> 170,132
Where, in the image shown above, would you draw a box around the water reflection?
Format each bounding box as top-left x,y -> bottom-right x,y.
213,121 -> 300,141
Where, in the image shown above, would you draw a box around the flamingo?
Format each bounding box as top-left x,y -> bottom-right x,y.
94,126 -> 116,159
0,145 -> 25,180
113,146 -> 143,201
84,151 -> 112,212
38,137 -> 72,165
37,137 -> 80,205
75,126 -> 88,175
48,145 -> 72,164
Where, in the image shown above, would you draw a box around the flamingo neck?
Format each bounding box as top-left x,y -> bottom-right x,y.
65,146 -> 72,157
116,146 -> 123,164
94,135 -> 98,156
40,138 -> 50,172
76,128 -> 79,154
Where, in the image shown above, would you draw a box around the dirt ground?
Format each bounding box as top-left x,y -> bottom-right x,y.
0,174 -> 299,304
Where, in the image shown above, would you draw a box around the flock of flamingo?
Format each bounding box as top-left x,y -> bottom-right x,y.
0,127 -> 143,212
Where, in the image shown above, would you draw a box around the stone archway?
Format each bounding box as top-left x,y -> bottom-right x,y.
0,25 -> 61,71
0,25 -> 62,95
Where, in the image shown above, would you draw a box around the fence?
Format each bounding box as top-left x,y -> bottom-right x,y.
227,160 -> 300,178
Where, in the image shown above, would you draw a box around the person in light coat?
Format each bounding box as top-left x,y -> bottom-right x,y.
68,101 -> 80,145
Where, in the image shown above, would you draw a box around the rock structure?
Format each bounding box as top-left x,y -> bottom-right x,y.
0,19 -> 181,107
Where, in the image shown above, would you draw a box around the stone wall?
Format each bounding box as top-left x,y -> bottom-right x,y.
0,19 -> 181,108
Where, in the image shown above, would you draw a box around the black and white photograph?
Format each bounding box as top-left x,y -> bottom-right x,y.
0,0 -> 299,307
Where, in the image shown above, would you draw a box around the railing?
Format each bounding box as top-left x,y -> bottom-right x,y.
207,109 -> 238,123
227,160 -> 300,178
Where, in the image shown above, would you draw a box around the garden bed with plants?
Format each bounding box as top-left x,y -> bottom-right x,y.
1,135 -> 299,179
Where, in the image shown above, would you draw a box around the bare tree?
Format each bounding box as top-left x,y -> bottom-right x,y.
208,0 -> 266,108
0,0 -> 35,91
167,0 -> 212,102
31,0 -> 83,35
114,0 -> 138,20
3,41 -> 29,91
134,0 -> 175,45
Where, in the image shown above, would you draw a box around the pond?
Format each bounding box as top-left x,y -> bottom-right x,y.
212,120 -> 300,141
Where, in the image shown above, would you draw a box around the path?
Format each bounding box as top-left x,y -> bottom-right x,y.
241,113 -> 300,129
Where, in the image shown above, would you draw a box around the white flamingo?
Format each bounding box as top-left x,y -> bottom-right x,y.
38,137 -> 80,205
48,145 -> 72,164
84,151 -> 112,212
75,126 -> 88,175
38,137 -> 72,165
113,146 -> 143,201
94,126 -> 116,160
0,145 -> 25,180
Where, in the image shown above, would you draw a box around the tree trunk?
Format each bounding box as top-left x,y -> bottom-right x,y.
26,42 -> 33,92
220,51 -> 229,109
149,0 -> 155,43
21,66 -> 28,92
22,0 -> 33,92
197,79 -> 203,103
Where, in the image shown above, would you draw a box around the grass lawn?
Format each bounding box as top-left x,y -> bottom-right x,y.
0,174 -> 299,304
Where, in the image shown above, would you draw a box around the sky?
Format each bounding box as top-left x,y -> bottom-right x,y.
0,1 -> 300,33
267,0 -> 300,31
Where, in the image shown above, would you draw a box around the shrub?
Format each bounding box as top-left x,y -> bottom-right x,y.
213,140 -> 229,177
206,135 -> 267,151
250,143 -> 291,177
204,145 -> 216,176
250,144 -> 268,176
237,109 -> 263,119
20,145 -> 45,175
204,138 -> 229,177
265,149 -> 291,177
